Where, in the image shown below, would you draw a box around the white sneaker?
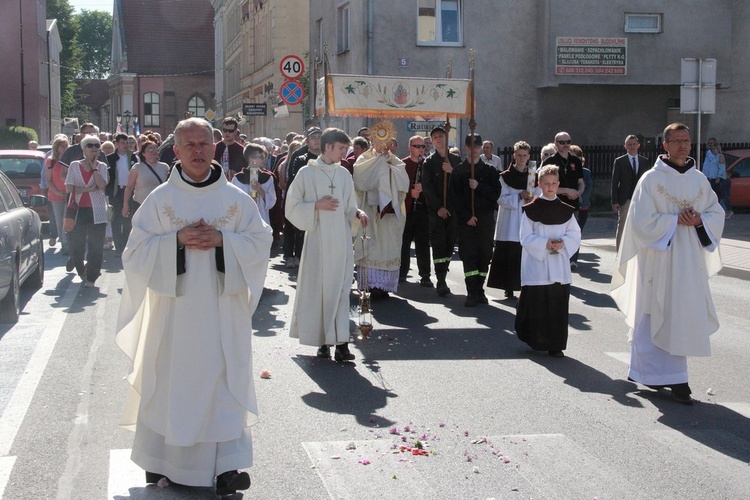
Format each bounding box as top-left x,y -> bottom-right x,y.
84,280 -> 97,288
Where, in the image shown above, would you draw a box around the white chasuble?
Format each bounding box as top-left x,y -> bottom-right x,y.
352,150 -> 410,272
116,167 -> 272,447
285,158 -> 361,346
611,159 -> 724,357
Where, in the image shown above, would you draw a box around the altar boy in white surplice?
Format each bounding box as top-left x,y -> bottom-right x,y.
611,122 -> 724,405
286,128 -> 370,363
116,118 -> 272,495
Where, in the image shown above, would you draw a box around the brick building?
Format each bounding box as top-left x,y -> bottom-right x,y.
108,0 -> 216,137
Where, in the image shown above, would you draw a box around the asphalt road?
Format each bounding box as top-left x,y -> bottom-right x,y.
0,214 -> 748,499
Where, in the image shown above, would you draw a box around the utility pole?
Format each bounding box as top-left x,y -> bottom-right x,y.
19,0 -> 26,126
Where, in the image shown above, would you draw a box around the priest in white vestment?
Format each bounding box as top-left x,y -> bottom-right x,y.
286,128 -> 369,362
611,123 -> 724,405
353,147 -> 410,297
116,118 -> 272,495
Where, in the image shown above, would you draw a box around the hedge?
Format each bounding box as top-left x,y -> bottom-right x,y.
0,126 -> 39,149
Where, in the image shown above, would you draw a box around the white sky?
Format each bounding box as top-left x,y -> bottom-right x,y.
69,0 -> 114,13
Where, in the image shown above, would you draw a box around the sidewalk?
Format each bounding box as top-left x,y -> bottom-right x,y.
581,212 -> 750,275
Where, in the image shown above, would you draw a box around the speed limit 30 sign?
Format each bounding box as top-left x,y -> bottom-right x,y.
279,55 -> 305,80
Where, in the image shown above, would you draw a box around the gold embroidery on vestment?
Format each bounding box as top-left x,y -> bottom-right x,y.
162,202 -> 240,229
656,184 -> 704,211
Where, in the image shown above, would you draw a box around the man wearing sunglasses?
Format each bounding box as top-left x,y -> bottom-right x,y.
213,116 -> 247,177
542,131 -> 584,269
59,122 -> 107,167
400,136 -> 433,286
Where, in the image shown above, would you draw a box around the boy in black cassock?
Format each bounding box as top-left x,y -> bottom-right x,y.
515,165 -> 581,357
450,133 -> 501,307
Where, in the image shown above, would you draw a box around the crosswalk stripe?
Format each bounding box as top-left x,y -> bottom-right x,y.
0,456 -> 16,498
108,449 -> 145,498
604,351 -> 630,365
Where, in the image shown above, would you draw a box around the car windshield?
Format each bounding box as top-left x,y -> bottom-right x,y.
0,157 -> 43,178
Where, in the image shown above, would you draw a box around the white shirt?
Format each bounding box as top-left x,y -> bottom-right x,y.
117,152 -> 130,186
481,153 -> 503,171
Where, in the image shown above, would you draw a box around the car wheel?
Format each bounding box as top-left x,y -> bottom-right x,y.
25,240 -> 44,290
0,265 -> 20,324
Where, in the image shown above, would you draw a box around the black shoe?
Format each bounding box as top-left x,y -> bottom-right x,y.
477,289 -> 488,304
670,383 -> 693,405
145,471 -> 167,484
548,350 -> 564,358
334,343 -> 355,363
464,295 -> 477,307
436,280 -> 450,297
66,258 -> 74,272
504,290 -> 515,299
419,277 -> 434,288
316,345 -> 331,358
216,470 -> 251,495
398,276 -> 407,283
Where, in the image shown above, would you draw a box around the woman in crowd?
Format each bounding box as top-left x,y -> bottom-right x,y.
540,143 -> 556,164
122,140 -> 170,218
487,141 -> 534,300
65,135 -> 110,287
45,135 -> 70,253
231,143 -> 276,225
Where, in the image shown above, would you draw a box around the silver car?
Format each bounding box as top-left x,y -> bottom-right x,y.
0,170 -> 45,323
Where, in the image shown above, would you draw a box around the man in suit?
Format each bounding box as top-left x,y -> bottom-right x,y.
106,133 -> 138,254
611,134 -> 650,250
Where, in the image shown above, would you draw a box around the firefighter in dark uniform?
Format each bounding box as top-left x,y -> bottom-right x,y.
421,126 -> 462,296
450,133 -> 501,307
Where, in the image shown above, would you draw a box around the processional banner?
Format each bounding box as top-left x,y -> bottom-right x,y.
315,74 -> 472,118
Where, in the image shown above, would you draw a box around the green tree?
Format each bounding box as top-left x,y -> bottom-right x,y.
47,0 -> 82,117
75,10 -> 112,79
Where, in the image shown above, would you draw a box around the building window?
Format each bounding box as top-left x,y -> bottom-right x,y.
188,95 -> 206,119
337,3 -> 350,53
143,92 -> 160,127
417,0 -> 461,46
625,13 -> 662,33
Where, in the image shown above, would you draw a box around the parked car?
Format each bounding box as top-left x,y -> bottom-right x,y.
0,170 -> 45,323
723,149 -> 750,208
0,150 -> 49,221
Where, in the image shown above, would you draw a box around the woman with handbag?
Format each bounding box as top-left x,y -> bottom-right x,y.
122,140 -> 170,218
65,135 -> 110,287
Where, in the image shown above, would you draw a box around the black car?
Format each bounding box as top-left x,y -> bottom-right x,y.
0,170 -> 45,323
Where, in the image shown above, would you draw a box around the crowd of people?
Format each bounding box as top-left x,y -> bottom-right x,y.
24,116 -> 726,494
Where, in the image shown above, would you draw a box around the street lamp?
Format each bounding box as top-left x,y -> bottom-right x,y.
116,110 -> 132,134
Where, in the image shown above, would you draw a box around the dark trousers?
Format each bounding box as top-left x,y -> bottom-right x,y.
457,216 -> 494,277
400,204 -> 431,279
68,208 -> 107,282
110,189 -> 132,252
428,212 -> 457,278
283,218 -> 304,259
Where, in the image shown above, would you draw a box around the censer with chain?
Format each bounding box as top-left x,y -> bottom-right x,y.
357,228 -> 373,339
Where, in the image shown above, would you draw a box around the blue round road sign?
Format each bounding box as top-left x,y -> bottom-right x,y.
279,80 -> 305,106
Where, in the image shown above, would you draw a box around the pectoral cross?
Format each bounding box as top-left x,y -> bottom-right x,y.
328,180 -> 335,194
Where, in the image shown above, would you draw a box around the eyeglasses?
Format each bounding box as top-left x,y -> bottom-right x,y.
666,139 -> 691,146
556,140 -> 572,145
144,147 -> 158,152
85,143 -> 101,149
223,128 -> 237,133
410,144 -> 426,149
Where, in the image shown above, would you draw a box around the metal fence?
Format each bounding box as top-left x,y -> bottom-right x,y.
498,142 -> 750,180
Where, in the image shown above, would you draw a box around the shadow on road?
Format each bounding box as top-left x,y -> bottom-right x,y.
529,354 -> 644,408
637,389 -> 750,463
293,355 -> 397,428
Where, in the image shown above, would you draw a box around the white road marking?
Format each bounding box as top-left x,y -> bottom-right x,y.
0,281 -> 79,456
57,274 -> 111,498
108,449 -> 145,498
605,351 -> 630,365
0,456 -> 16,498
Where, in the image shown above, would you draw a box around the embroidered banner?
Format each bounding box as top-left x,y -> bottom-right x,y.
315,74 -> 472,118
